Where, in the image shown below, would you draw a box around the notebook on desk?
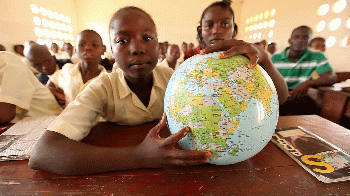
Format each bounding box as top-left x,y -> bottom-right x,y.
272,126 -> 350,183
0,116 -> 56,161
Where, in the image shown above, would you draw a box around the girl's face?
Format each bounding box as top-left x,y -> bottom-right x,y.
110,11 -> 158,81
76,32 -> 104,64
201,5 -> 235,46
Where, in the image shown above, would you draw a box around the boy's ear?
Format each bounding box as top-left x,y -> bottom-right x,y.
288,38 -> 292,45
103,45 -> 106,53
52,55 -> 57,62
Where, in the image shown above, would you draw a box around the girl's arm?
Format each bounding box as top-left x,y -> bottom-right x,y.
201,39 -> 288,104
29,114 -> 210,175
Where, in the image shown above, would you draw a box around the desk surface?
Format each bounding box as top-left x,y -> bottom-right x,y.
0,115 -> 349,195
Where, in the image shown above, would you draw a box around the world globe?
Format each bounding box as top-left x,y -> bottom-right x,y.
164,52 -> 279,165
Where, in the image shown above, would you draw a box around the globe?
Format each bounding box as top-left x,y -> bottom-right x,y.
164,52 -> 279,165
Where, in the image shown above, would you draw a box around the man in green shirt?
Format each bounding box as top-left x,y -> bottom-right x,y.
271,26 -> 337,115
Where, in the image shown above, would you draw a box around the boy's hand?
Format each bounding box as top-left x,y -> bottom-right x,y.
135,113 -> 211,168
48,87 -> 66,106
201,39 -> 269,69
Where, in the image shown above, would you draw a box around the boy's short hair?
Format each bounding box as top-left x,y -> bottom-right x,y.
109,6 -> 156,36
77,29 -> 104,44
308,37 -> 326,46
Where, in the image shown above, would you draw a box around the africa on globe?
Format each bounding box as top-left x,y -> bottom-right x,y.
164,52 -> 279,165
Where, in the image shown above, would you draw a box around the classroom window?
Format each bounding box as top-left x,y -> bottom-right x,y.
315,0 -> 349,48
245,8 -> 276,42
30,4 -> 74,48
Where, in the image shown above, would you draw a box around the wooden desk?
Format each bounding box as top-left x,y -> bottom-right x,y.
1,115 -> 349,195
308,86 -> 350,125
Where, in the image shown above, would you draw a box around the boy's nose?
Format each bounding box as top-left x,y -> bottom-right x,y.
213,23 -> 222,35
130,40 -> 145,55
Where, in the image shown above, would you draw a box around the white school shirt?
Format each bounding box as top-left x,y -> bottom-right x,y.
47,65 -> 174,141
0,52 -> 63,123
49,62 -> 107,106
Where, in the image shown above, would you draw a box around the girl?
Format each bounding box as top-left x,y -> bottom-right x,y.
29,7 -> 211,175
47,30 -> 107,107
198,0 -> 288,104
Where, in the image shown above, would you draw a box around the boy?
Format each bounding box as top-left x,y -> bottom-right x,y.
157,44 -> 181,70
0,52 -> 62,124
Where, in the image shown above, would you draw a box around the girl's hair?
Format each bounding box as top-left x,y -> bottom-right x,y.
109,6 -> 156,36
196,0 -> 237,49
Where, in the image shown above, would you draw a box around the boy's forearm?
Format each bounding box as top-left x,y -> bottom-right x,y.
29,131 -> 143,175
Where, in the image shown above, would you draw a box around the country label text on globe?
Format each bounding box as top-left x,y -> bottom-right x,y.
164,52 -> 279,165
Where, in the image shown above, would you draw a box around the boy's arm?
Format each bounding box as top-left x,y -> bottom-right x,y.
201,40 -> 288,104
0,102 -> 16,124
29,114 -> 210,175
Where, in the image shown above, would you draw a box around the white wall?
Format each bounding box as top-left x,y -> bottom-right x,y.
236,0 -> 350,72
1,0 -> 349,72
0,0 -> 79,53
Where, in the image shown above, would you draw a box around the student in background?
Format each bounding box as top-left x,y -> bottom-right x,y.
14,45 -> 25,56
267,42 -> 277,56
46,29 -> 107,107
29,6 -> 210,175
197,0 -> 288,105
49,43 -> 64,59
157,44 -> 181,70
0,44 -> 6,51
184,42 -> 195,60
180,42 -> 187,62
0,52 -> 62,124
22,40 -> 40,76
23,43 -> 60,86
309,37 -> 326,52
271,26 -> 337,115
61,42 -> 74,59
158,42 -> 166,63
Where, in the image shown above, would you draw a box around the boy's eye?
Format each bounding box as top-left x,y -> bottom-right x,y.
79,43 -> 86,47
144,37 -> 154,41
116,39 -> 128,44
222,22 -> 229,27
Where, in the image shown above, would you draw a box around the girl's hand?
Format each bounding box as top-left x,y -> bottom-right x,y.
201,39 -> 269,69
135,113 -> 211,168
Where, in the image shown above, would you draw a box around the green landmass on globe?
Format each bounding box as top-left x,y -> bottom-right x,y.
164,52 -> 279,165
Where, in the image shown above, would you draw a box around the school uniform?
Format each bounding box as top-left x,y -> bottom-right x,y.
157,58 -> 181,70
0,52 -> 62,123
47,65 -> 174,141
49,62 -> 107,106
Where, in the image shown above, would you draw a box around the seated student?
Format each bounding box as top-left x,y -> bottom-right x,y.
0,44 -> 6,51
49,43 -> 64,59
309,37 -> 326,80
309,37 -> 326,52
13,44 -> 25,57
29,6 -> 210,175
46,29 -> 107,107
29,5 -> 286,175
267,42 -> 277,56
61,42 -> 74,60
23,43 -> 63,85
157,44 -> 181,70
197,0 -> 288,105
0,52 -> 63,124
271,26 -> 337,115
22,41 -> 40,76
184,42 -> 195,60
157,42 -> 166,63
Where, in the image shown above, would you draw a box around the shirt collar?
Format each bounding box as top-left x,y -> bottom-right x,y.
281,47 -> 311,63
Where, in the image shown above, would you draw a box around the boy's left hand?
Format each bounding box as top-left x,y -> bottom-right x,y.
201,39 -> 267,69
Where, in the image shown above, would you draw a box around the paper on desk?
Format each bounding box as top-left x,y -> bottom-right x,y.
0,116 -> 56,161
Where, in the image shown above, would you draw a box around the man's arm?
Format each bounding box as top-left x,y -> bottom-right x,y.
0,102 -> 16,124
290,71 -> 337,101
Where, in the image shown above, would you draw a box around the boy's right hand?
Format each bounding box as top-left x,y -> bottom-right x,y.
48,87 -> 66,106
135,113 -> 211,168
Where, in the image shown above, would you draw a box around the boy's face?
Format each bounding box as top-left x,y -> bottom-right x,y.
64,44 -> 74,57
310,40 -> 326,52
159,43 -> 166,56
201,5 -> 234,46
76,32 -> 104,64
29,48 -> 57,75
167,45 -> 180,62
110,10 -> 158,81
51,43 -> 59,53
